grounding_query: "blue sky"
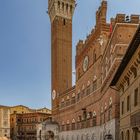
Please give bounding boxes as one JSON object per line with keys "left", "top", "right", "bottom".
{"left": 0, "top": 0, "right": 140, "bottom": 109}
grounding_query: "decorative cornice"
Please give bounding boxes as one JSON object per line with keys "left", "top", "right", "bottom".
{"left": 48, "top": 0, "right": 76, "bottom": 23}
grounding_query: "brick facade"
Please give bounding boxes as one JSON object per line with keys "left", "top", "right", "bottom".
{"left": 48, "top": 1, "right": 140, "bottom": 140}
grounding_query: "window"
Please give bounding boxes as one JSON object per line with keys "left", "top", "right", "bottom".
{"left": 92, "top": 116, "right": 97, "bottom": 126}
{"left": 62, "top": 2, "right": 64, "bottom": 10}
{"left": 63, "top": 19, "right": 66, "bottom": 26}
{"left": 126, "top": 130, "right": 130, "bottom": 140}
{"left": 127, "top": 95, "right": 130, "bottom": 111}
{"left": 81, "top": 89, "right": 85, "bottom": 98}
{"left": 121, "top": 131, "right": 124, "bottom": 140}
{"left": 83, "top": 110, "right": 87, "bottom": 121}
{"left": 78, "top": 68, "right": 81, "bottom": 79}
{"left": 66, "top": 124, "right": 70, "bottom": 131}
{"left": 134, "top": 88, "right": 138, "bottom": 106}
{"left": 93, "top": 50, "right": 96, "bottom": 63}
{"left": 72, "top": 123, "right": 75, "bottom": 130}
{"left": 86, "top": 86, "right": 90, "bottom": 95}
{"left": 77, "top": 93, "right": 80, "bottom": 101}
{"left": 108, "top": 109, "right": 112, "bottom": 121}
{"left": 61, "top": 125, "right": 65, "bottom": 131}
{"left": 71, "top": 97, "right": 76, "bottom": 104}
{"left": 92, "top": 81, "right": 97, "bottom": 92}
{"left": 121, "top": 101, "right": 124, "bottom": 115}
{"left": 103, "top": 113, "right": 105, "bottom": 123}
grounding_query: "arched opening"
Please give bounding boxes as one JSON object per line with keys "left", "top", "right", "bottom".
{"left": 45, "top": 131, "right": 54, "bottom": 140}
{"left": 126, "top": 130, "right": 130, "bottom": 140}
{"left": 121, "top": 131, "right": 124, "bottom": 140}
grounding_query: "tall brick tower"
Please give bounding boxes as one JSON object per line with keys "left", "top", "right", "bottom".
{"left": 48, "top": 0, "right": 76, "bottom": 116}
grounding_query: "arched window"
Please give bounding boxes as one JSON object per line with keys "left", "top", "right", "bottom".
{"left": 62, "top": 2, "right": 64, "bottom": 11}
{"left": 121, "top": 131, "right": 124, "bottom": 140}
{"left": 58, "top": 1, "right": 60, "bottom": 9}
{"left": 93, "top": 50, "right": 96, "bottom": 63}
{"left": 126, "top": 130, "right": 130, "bottom": 140}
{"left": 66, "top": 4, "right": 69, "bottom": 11}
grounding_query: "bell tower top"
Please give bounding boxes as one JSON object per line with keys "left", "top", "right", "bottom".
{"left": 48, "top": 0, "right": 76, "bottom": 23}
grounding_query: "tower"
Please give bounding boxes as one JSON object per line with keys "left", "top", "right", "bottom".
{"left": 48, "top": 0, "right": 76, "bottom": 116}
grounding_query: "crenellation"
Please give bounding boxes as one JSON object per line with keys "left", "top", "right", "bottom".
{"left": 115, "top": 14, "right": 125, "bottom": 23}
{"left": 48, "top": 0, "right": 76, "bottom": 23}
{"left": 130, "top": 15, "right": 140, "bottom": 23}
{"left": 76, "top": 40, "right": 84, "bottom": 56}
{"left": 114, "top": 14, "right": 140, "bottom": 24}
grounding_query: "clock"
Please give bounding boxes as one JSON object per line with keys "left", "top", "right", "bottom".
{"left": 83, "top": 56, "right": 89, "bottom": 72}
{"left": 52, "top": 90, "right": 56, "bottom": 100}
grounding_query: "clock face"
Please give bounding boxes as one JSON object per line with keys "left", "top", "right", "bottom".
{"left": 52, "top": 90, "right": 56, "bottom": 100}
{"left": 83, "top": 56, "right": 89, "bottom": 72}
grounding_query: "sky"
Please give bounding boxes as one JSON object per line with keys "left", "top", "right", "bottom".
{"left": 0, "top": 0, "right": 140, "bottom": 109}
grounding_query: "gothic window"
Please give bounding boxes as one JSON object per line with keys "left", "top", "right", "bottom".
{"left": 103, "top": 113, "right": 105, "bottom": 123}
{"left": 71, "top": 97, "right": 76, "bottom": 104}
{"left": 92, "top": 80, "right": 97, "bottom": 92}
{"left": 108, "top": 108, "right": 112, "bottom": 121}
{"left": 66, "top": 4, "right": 68, "bottom": 11}
{"left": 81, "top": 89, "right": 85, "bottom": 98}
{"left": 78, "top": 68, "right": 81, "bottom": 79}
{"left": 92, "top": 116, "right": 97, "bottom": 126}
{"left": 77, "top": 93, "right": 80, "bottom": 101}
{"left": 86, "top": 85, "right": 90, "bottom": 95}
{"left": 121, "top": 131, "right": 124, "bottom": 140}
{"left": 63, "top": 19, "right": 66, "bottom": 25}
{"left": 62, "top": 2, "right": 64, "bottom": 11}
{"left": 127, "top": 95, "right": 130, "bottom": 111}
{"left": 58, "top": 1, "right": 60, "bottom": 9}
{"left": 72, "top": 123, "right": 75, "bottom": 130}
{"left": 126, "top": 130, "right": 130, "bottom": 140}
{"left": 66, "top": 124, "right": 70, "bottom": 131}
{"left": 83, "top": 109, "right": 87, "bottom": 121}
{"left": 93, "top": 50, "right": 96, "bottom": 63}
{"left": 134, "top": 88, "right": 138, "bottom": 106}
{"left": 121, "top": 101, "right": 124, "bottom": 115}
{"left": 92, "top": 111, "right": 97, "bottom": 126}
{"left": 61, "top": 125, "right": 65, "bottom": 131}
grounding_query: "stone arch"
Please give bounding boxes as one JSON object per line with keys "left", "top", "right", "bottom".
{"left": 121, "top": 131, "right": 124, "bottom": 140}
{"left": 125, "top": 129, "right": 130, "bottom": 140}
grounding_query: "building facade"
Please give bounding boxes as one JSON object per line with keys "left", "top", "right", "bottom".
{"left": 111, "top": 26, "right": 140, "bottom": 140}
{"left": 10, "top": 105, "right": 51, "bottom": 115}
{"left": 10, "top": 112, "right": 51, "bottom": 140}
{"left": 0, "top": 106, "right": 10, "bottom": 139}
{"left": 47, "top": 0, "right": 140, "bottom": 140}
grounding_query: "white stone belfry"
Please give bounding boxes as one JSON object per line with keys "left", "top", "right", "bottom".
{"left": 48, "top": 0, "right": 76, "bottom": 23}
